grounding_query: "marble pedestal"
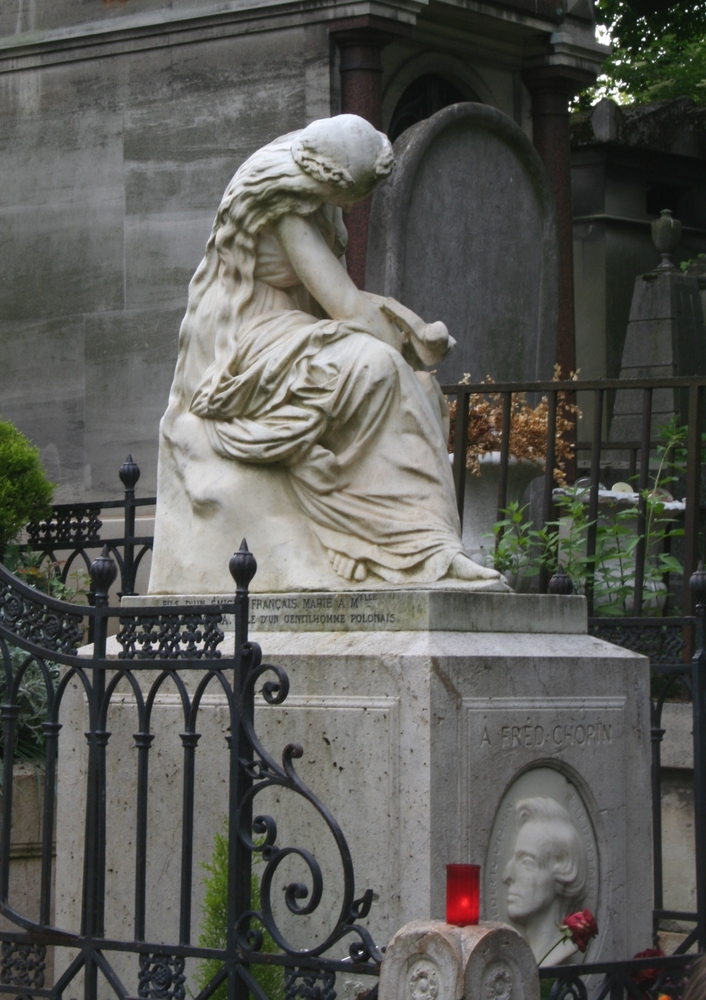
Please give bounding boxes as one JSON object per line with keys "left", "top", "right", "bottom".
{"left": 56, "top": 590, "right": 651, "bottom": 994}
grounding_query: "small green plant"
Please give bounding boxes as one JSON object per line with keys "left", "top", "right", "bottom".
{"left": 0, "top": 546, "right": 88, "bottom": 775}
{"left": 196, "top": 830, "right": 285, "bottom": 1000}
{"left": 0, "top": 652, "right": 60, "bottom": 765}
{"left": 680, "top": 253, "right": 706, "bottom": 273}
{"left": 489, "top": 502, "right": 556, "bottom": 587}
{"left": 3, "top": 543, "right": 90, "bottom": 604}
{"left": 487, "top": 419, "right": 688, "bottom": 614}
{"left": 0, "top": 420, "right": 54, "bottom": 557}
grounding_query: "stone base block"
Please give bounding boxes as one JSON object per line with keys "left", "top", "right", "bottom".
{"left": 57, "top": 592, "right": 650, "bottom": 992}
{"left": 379, "top": 921, "right": 538, "bottom": 1000}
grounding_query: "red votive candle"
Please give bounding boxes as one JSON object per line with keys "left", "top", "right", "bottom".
{"left": 446, "top": 864, "right": 480, "bottom": 926}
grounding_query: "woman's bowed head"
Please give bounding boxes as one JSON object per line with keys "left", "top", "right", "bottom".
{"left": 149, "top": 114, "right": 505, "bottom": 594}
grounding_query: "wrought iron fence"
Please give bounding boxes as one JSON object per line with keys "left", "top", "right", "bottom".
{"left": 442, "top": 375, "right": 706, "bottom": 988}
{"left": 531, "top": 574, "right": 706, "bottom": 999}
{"left": 0, "top": 542, "right": 381, "bottom": 1000}
{"left": 20, "top": 455, "right": 156, "bottom": 601}
{"left": 440, "top": 375, "right": 706, "bottom": 618}
{"left": 8, "top": 374, "right": 706, "bottom": 997}
{"left": 1, "top": 549, "right": 705, "bottom": 1000}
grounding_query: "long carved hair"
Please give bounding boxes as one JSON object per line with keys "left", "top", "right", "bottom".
{"left": 169, "top": 116, "right": 393, "bottom": 414}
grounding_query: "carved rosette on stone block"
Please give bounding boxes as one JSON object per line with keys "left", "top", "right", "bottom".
{"left": 379, "top": 920, "right": 538, "bottom": 1000}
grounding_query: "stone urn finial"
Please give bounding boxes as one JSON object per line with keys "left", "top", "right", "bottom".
{"left": 651, "top": 209, "right": 681, "bottom": 272}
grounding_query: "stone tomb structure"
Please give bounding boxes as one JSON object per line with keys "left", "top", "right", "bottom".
{"left": 56, "top": 587, "right": 653, "bottom": 988}
{"left": 366, "top": 103, "right": 559, "bottom": 385}
{"left": 610, "top": 215, "right": 706, "bottom": 442}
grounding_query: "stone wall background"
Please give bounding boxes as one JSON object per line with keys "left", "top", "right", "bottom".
{"left": 0, "top": 20, "right": 332, "bottom": 500}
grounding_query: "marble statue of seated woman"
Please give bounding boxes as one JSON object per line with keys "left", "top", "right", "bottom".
{"left": 148, "top": 114, "right": 505, "bottom": 593}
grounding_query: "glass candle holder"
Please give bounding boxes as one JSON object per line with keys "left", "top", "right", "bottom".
{"left": 446, "top": 864, "right": 480, "bottom": 926}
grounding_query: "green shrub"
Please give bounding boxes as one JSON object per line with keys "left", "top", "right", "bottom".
{"left": 486, "top": 419, "right": 688, "bottom": 615}
{"left": 0, "top": 421, "right": 54, "bottom": 556}
{"left": 0, "top": 651, "right": 60, "bottom": 765}
{"left": 196, "top": 830, "right": 285, "bottom": 1000}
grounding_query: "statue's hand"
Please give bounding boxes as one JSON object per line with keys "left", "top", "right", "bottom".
{"left": 363, "top": 293, "right": 455, "bottom": 366}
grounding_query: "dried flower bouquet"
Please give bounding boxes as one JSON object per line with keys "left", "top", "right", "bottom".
{"left": 447, "top": 367, "right": 580, "bottom": 485}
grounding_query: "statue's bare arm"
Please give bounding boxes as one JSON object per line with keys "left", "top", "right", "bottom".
{"left": 274, "top": 213, "right": 404, "bottom": 352}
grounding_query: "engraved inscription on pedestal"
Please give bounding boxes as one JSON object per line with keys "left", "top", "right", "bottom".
{"left": 122, "top": 590, "right": 586, "bottom": 635}
{"left": 485, "top": 768, "right": 598, "bottom": 966}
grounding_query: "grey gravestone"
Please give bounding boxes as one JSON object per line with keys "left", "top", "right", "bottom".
{"left": 366, "top": 103, "right": 558, "bottom": 384}
{"left": 611, "top": 216, "right": 706, "bottom": 440}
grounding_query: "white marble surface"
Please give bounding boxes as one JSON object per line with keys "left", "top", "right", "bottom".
{"left": 148, "top": 115, "right": 501, "bottom": 595}
{"left": 379, "top": 920, "right": 538, "bottom": 1000}
{"left": 121, "top": 589, "right": 587, "bottom": 634}
{"left": 500, "top": 794, "right": 590, "bottom": 964}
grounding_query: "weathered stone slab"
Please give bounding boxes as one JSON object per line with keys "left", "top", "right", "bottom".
{"left": 366, "top": 102, "right": 558, "bottom": 384}
{"left": 379, "top": 920, "right": 538, "bottom": 1000}
{"left": 121, "top": 589, "right": 587, "bottom": 634}
{"left": 611, "top": 268, "right": 706, "bottom": 439}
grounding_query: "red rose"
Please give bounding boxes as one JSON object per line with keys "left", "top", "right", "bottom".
{"left": 631, "top": 948, "right": 664, "bottom": 988}
{"left": 562, "top": 910, "right": 599, "bottom": 952}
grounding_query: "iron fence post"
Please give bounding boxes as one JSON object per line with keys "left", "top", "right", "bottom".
{"left": 585, "top": 388, "right": 603, "bottom": 617}
{"left": 650, "top": 704, "right": 666, "bottom": 945}
{"left": 82, "top": 548, "right": 117, "bottom": 1000}
{"left": 495, "top": 392, "right": 512, "bottom": 545}
{"left": 691, "top": 562, "right": 706, "bottom": 952}
{"left": 228, "top": 541, "right": 258, "bottom": 1000}
{"left": 119, "top": 455, "right": 140, "bottom": 596}
{"left": 683, "top": 386, "right": 704, "bottom": 620}
{"left": 539, "top": 390, "right": 557, "bottom": 593}
{"left": 632, "top": 387, "right": 653, "bottom": 617}
{"left": 452, "top": 388, "right": 471, "bottom": 528}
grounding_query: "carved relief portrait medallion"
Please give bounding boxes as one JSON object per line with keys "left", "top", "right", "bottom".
{"left": 484, "top": 767, "right": 599, "bottom": 965}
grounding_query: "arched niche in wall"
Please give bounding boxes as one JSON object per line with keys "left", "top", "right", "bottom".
{"left": 389, "top": 74, "right": 469, "bottom": 142}
{"left": 382, "top": 52, "right": 499, "bottom": 136}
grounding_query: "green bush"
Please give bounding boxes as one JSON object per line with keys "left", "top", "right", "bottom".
{"left": 196, "top": 829, "right": 285, "bottom": 1000}
{"left": 0, "top": 651, "right": 60, "bottom": 765}
{"left": 0, "top": 421, "right": 54, "bottom": 556}
{"left": 487, "top": 419, "right": 688, "bottom": 615}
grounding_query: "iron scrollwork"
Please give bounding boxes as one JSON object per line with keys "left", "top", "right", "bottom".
{"left": 0, "top": 540, "right": 382, "bottom": 1000}
{"left": 547, "top": 978, "right": 587, "bottom": 1000}
{"left": 232, "top": 636, "right": 381, "bottom": 967}
{"left": 26, "top": 506, "right": 103, "bottom": 548}
{"left": 116, "top": 612, "right": 226, "bottom": 659}
{"left": 284, "top": 967, "right": 337, "bottom": 1000}
{"left": 0, "top": 943, "right": 46, "bottom": 989}
{"left": 0, "top": 574, "right": 84, "bottom": 653}
{"left": 138, "top": 953, "right": 186, "bottom": 1000}
{"left": 588, "top": 619, "right": 687, "bottom": 666}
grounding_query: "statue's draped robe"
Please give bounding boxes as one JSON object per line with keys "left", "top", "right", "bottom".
{"left": 151, "top": 207, "right": 465, "bottom": 588}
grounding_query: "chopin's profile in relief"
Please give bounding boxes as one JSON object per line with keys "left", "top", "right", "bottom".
{"left": 503, "top": 797, "right": 588, "bottom": 965}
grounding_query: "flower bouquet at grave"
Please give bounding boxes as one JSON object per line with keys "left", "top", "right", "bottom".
{"left": 446, "top": 366, "right": 580, "bottom": 484}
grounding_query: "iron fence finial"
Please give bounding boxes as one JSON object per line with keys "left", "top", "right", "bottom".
{"left": 119, "top": 454, "right": 141, "bottom": 491}
{"left": 548, "top": 567, "right": 574, "bottom": 595}
{"left": 90, "top": 545, "right": 118, "bottom": 601}
{"left": 691, "top": 561, "right": 706, "bottom": 609}
{"left": 229, "top": 539, "right": 257, "bottom": 594}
